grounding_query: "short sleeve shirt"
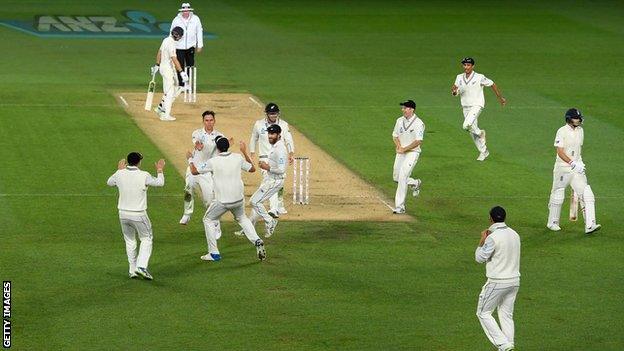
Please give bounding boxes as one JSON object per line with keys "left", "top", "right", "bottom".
{"left": 392, "top": 115, "right": 425, "bottom": 152}
{"left": 454, "top": 71, "right": 494, "bottom": 108}
{"left": 159, "top": 36, "right": 177, "bottom": 72}
{"left": 554, "top": 124, "right": 584, "bottom": 166}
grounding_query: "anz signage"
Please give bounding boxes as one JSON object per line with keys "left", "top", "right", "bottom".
{"left": 0, "top": 10, "right": 216, "bottom": 39}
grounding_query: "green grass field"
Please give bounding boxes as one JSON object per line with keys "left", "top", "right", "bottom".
{"left": 1, "top": 1, "right": 623, "bottom": 350}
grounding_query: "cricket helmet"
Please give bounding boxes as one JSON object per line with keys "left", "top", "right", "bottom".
{"left": 171, "top": 26, "right": 184, "bottom": 40}
{"left": 265, "top": 103, "right": 280, "bottom": 114}
{"left": 461, "top": 57, "right": 475, "bottom": 65}
{"left": 565, "top": 108, "right": 583, "bottom": 124}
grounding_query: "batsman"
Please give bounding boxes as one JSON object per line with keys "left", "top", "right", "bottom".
{"left": 547, "top": 108, "right": 601, "bottom": 234}
{"left": 151, "top": 26, "right": 188, "bottom": 121}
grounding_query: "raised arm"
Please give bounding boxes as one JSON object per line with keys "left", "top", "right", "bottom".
{"left": 239, "top": 141, "right": 256, "bottom": 173}
{"left": 146, "top": 159, "right": 165, "bottom": 187}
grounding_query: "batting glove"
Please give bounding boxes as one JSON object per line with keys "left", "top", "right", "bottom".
{"left": 150, "top": 65, "right": 159, "bottom": 76}
{"left": 180, "top": 71, "right": 189, "bottom": 83}
{"left": 570, "top": 160, "right": 586, "bottom": 174}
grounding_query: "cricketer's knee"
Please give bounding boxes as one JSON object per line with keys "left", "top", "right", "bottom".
{"left": 548, "top": 187, "right": 565, "bottom": 207}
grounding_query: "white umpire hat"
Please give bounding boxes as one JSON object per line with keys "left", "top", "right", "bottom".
{"left": 179, "top": 3, "right": 194, "bottom": 11}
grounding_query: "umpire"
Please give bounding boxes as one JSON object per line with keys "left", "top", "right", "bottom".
{"left": 170, "top": 2, "right": 204, "bottom": 88}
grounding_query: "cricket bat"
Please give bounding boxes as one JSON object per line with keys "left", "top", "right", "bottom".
{"left": 144, "top": 71, "right": 157, "bottom": 111}
{"left": 569, "top": 190, "right": 578, "bottom": 221}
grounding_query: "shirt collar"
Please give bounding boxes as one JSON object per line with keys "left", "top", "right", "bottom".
{"left": 126, "top": 166, "right": 139, "bottom": 171}
{"left": 218, "top": 152, "right": 231, "bottom": 156}
{"left": 488, "top": 222, "right": 508, "bottom": 232}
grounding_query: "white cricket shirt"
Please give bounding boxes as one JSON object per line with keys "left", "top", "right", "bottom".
{"left": 454, "top": 71, "right": 494, "bottom": 108}
{"left": 191, "top": 128, "right": 223, "bottom": 164}
{"left": 196, "top": 152, "right": 252, "bottom": 203}
{"left": 475, "top": 222, "right": 521, "bottom": 284}
{"left": 159, "top": 36, "right": 177, "bottom": 73}
{"left": 249, "top": 118, "right": 295, "bottom": 156}
{"left": 392, "top": 115, "right": 425, "bottom": 152}
{"left": 106, "top": 167, "right": 165, "bottom": 215}
{"left": 554, "top": 124, "right": 584, "bottom": 167}
{"left": 170, "top": 13, "right": 204, "bottom": 50}
{"left": 266, "top": 139, "right": 288, "bottom": 179}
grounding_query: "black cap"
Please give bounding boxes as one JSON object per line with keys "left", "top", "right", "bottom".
{"left": 461, "top": 57, "right": 475, "bottom": 65}
{"left": 267, "top": 124, "right": 282, "bottom": 134}
{"left": 400, "top": 100, "right": 416, "bottom": 109}
{"left": 565, "top": 108, "right": 583, "bottom": 120}
{"left": 265, "top": 103, "right": 280, "bottom": 114}
{"left": 127, "top": 152, "right": 143, "bottom": 166}
{"left": 489, "top": 206, "right": 506, "bottom": 223}
{"left": 216, "top": 137, "right": 230, "bottom": 152}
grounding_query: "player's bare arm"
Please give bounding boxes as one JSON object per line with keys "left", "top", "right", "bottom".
{"left": 118, "top": 159, "right": 127, "bottom": 170}
{"left": 400, "top": 140, "right": 422, "bottom": 153}
{"left": 451, "top": 84, "right": 459, "bottom": 95}
{"left": 239, "top": 141, "right": 256, "bottom": 173}
{"left": 393, "top": 137, "right": 402, "bottom": 152}
{"left": 556, "top": 147, "right": 572, "bottom": 164}
{"left": 478, "top": 229, "right": 491, "bottom": 247}
{"left": 172, "top": 56, "right": 183, "bottom": 72}
{"left": 156, "top": 50, "right": 161, "bottom": 65}
{"left": 490, "top": 84, "right": 506, "bottom": 106}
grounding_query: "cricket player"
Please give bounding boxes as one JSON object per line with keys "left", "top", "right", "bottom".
{"left": 179, "top": 111, "right": 223, "bottom": 234}
{"left": 249, "top": 102, "right": 295, "bottom": 217}
{"left": 151, "top": 26, "right": 188, "bottom": 121}
{"left": 106, "top": 152, "right": 166, "bottom": 280}
{"left": 475, "top": 206, "right": 521, "bottom": 351}
{"left": 189, "top": 138, "right": 266, "bottom": 261}
{"left": 248, "top": 124, "right": 288, "bottom": 237}
{"left": 170, "top": 2, "right": 204, "bottom": 89}
{"left": 391, "top": 99, "right": 424, "bottom": 214}
{"left": 546, "top": 108, "right": 601, "bottom": 234}
{"left": 451, "top": 57, "right": 506, "bottom": 161}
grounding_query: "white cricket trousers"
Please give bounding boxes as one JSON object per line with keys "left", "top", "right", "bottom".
{"left": 119, "top": 213, "right": 153, "bottom": 273}
{"left": 476, "top": 281, "right": 519, "bottom": 350}
{"left": 547, "top": 165, "right": 597, "bottom": 230}
{"left": 159, "top": 68, "right": 177, "bottom": 118}
{"left": 463, "top": 106, "right": 487, "bottom": 153}
{"left": 393, "top": 151, "right": 420, "bottom": 210}
{"left": 203, "top": 200, "right": 261, "bottom": 255}
{"left": 250, "top": 177, "right": 284, "bottom": 224}
{"left": 259, "top": 161, "right": 286, "bottom": 213}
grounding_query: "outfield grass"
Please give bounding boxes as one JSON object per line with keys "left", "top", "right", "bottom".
{"left": 1, "top": 1, "right": 623, "bottom": 350}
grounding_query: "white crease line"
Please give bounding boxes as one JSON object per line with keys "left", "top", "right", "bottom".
{"left": 248, "top": 96, "right": 262, "bottom": 107}
{"left": 118, "top": 95, "right": 129, "bottom": 107}
{"left": 376, "top": 196, "right": 395, "bottom": 210}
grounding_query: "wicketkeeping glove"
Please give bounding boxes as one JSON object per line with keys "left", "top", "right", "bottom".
{"left": 150, "top": 65, "right": 159, "bottom": 76}
{"left": 180, "top": 71, "right": 189, "bottom": 83}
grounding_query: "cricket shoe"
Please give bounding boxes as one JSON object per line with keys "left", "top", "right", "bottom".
{"left": 547, "top": 223, "right": 561, "bottom": 231}
{"left": 129, "top": 272, "right": 139, "bottom": 279}
{"left": 477, "top": 150, "right": 490, "bottom": 161}
{"left": 265, "top": 218, "right": 278, "bottom": 238}
{"left": 411, "top": 179, "right": 422, "bottom": 197}
{"left": 255, "top": 239, "right": 266, "bottom": 261}
{"left": 153, "top": 105, "right": 165, "bottom": 117}
{"left": 160, "top": 115, "right": 176, "bottom": 121}
{"left": 585, "top": 224, "right": 601, "bottom": 234}
{"left": 278, "top": 207, "right": 288, "bottom": 215}
{"left": 179, "top": 214, "right": 191, "bottom": 225}
{"left": 200, "top": 253, "right": 221, "bottom": 261}
{"left": 136, "top": 267, "right": 153, "bottom": 280}
{"left": 393, "top": 207, "right": 406, "bottom": 214}
{"left": 233, "top": 229, "right": 244, "bottom": 236}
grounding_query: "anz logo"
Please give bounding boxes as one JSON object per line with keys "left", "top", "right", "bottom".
{"left": 0, "top": 10, "right": 217, "bottom": 39}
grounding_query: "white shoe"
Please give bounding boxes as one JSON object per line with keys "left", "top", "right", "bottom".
{"left": 477, "top": 150, "right": 489, "bottom": 161}
{"left": 268, "top": 210, "right": 279, "bottom": 219}
{"left": 179, "top": 214, "right": 191, "bottom": 225}
{"left": 129, "top": 272, "right": 139, "bottom": 279}
{"left": 200, "top": 253, "right": 221, "bottom": 261}
{"left": 135, "top": 267, "right": 153, "bottom": 280}
{"left": 265, "top": 218, "right": 278, "bottom": 238}
{"left": 255, "top": 239, "right": 266, "bottom": 261}
{"left": 585, "top": 224, "right": 601, "bottom": 234}
{"left": 547, "top": 223, "right": 561, "bottom": 231}
{"left": 160, "top": 115, "right": 176, "bottom": 121}
{"left": 393, "top": 207, "right": 406, "bottom": 214}
{"left": 233, "top": 229, "right": 244, "bottom": 236}
{"left": 411, "top": 179, "right": 422, "bottom": 197}
{"left": 278, "top": 207, "right": 288, "bottom": 215}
